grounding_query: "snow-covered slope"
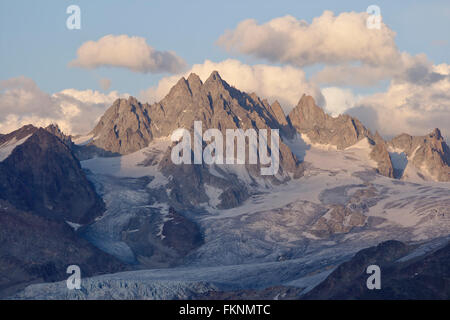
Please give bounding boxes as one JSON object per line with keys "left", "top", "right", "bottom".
{"left": 0, "top": 134, "right": 32, "bottom": 161}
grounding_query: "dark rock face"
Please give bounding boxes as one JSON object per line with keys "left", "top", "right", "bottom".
{"left": 161, "top": 208, "right": 204, "bottom": 256}
{"left": 44, "top": 124, "right": 73, "bottom": 149}
{"left": 0, "top": 201, "right": 126, "bottom": 298}
{"left": 310, "top": 205, "right": 367, "bottom": 238}
{"left": 304, "top": 240, "right": 450, "bottom": 300}
{"left": 0, "top": 127, "right": 126, "bottom": 297}
{"left": 156, "top": 146, "right": 251, "bottom": 210}
{"left": 117, "top": 206, "right": 204, "bottom": 268}
{"left": 389, "top": 128, "right": 450, "bottom": 181}
{"left": 0, "top": 128, "right": 105, "bottom": 224}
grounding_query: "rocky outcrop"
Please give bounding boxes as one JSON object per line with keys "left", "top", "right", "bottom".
{"left": 161, "top": 208, "right": 204, "bottom": 256}
{"left": 0, "top": 126, "right": 125, "bottom": 297}
{"left": 117, "top": 206, "right": 203, "bottom": 268}
{"left": 288, "top": 95, "right": 395, "bottom": 178}
{"left": 89, "top": 97, "right": 153, "bottom": 154}
{"left": 389, "top": 128, "right": 450, "bottom": 182}
{"left": 0, "top": 124, "right": 38, "bottom": 146}
{"left": 0, "top": 201, "right": 126, "bottom": 298}
{"left": 304, "top": 240, "right": 450, "bottom": 300}
{"left": 370, "top": 132, "right": 394, "bottom": 178}
{"left": 288, "top": 94, "right": 371, "bottom": 150}
{"left": 45, "top": 124, "right": 73, "bottom": 148}
{"left": 311, "top": 205, "right": 367, "bottom": 238}
{"left": 0, "top": 127, "right": 105, "bottom": 224}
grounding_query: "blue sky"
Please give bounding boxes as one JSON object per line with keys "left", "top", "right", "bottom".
{"left": 1, "top": 0, "right": 450, "bottom": 95}
{"left": 0, "top": 0, "right": 449, "bottom": 138}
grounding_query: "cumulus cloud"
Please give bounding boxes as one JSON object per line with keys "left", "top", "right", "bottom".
{"left": 217, "top": 11, "right": 399, "bottom": 68}
{"left": 312, "top": 52, "right": 445, "bottom": 87}
{"left": 0, "top": 77, "right": 128, "bottom": 135}
{"left": 217, "top": 12, "right": 446, "bottom": 87}
{"left": 348, "top": 64, "right": 450, "bottom": 140}
{"left": 140, "top": 59, "right": 324, "bottom": 114}
{"left": 322, "top": 87, "right": 363, "bottom": 116}
{"left": 322, "top": 64, "right": 450, "bottom": 140}
{"left": 69, "top": 34, "right": 186, "bottom": 74}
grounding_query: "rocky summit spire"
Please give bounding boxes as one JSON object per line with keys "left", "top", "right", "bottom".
{"left": 206, "top": 70, "right": 223, "bottom": 82}
{"left": 287, "top": 94, "right": 371, "bottom": 150}
{"left": 187, "top": 73, "right": 203, "bottom": 92}
{"left": 269, "top": 100, "right": 288, "bottom": 126}
{"left": 90, "top": 96, "right": 153, "bottom": 154}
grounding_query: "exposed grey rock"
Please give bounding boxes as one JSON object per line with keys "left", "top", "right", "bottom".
{"left": 88, "top": 71, "right": 301, "bottom": 176}
{"left": 389, "top": 128, "right": 450, "bottom": 182}
{"left": 288, "top": 94, "right": 371, "bottom": 150}
{"left": 370, "top": 132, "right": 394, "bottom": 178}
{"left": 304, "top": 240, "right": 450, "bottom": 300}
{"left": 90, "top": 96, "right": 153, "bottom": 154}
{"left": 0, "top": 201, "right": 126, "bottom": 298}
{"left": 287, "top": 94, "right": 397, "bottom": 178}
{"left": 311, "top": 205, "right": 367, "bottom": 238}
{"left": 45, "top": 124, "right": 73, "bottom": 148}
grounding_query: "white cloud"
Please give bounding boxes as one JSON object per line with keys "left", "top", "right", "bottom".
{"left": 322, "top": 87, "right": 363, "bottom": 116}
{"left": 348, "top": 64, "right": 450, "bottom": 139}
{"left": 217, "top": 11, "right": 399, "bottom": 68}
{"left": 0, "top": 77, "right": 128, "bottom": 135}
{"left": 69, "top": 34, "right": 186, "bottom": 74}
{"left": 217, "top": 12, "right": 445, "bottom": 87}
{"left": 321, "top": 64, "right": 450, "bottom": 140}
{"left": 140, "top": 59, "right": 324, "bottom": 114}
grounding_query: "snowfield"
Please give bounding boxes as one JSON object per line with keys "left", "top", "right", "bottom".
{"left": 0, "top": 134, "right": 31, "bottom": 161}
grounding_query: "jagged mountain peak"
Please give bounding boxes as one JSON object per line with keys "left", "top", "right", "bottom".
{"left": 288, "top": 94, "right": 372, "bottom": 150}
{"left": 89, "top": 95, "right": 152, "bottom": 155}
{"left": 186, "top": 72, "right": 203, "bottom": 90}
{"left": 205, "top": 70, "right": 223, "bottom": 83}
{"left": 298, "top": 93, "right": 318, "bottom": 109}
{"left": 0, "top": 124, "right": 38, "bottom": 146}
{"left": 429, "top": 128, "right": 443, "bottom": 140}
{"left": 389, "top": 127, "right": 450, "bottom": 181}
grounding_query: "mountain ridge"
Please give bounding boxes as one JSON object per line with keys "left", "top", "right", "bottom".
{"left": 78, "top": 71, "right": 449, "bottom": 182}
